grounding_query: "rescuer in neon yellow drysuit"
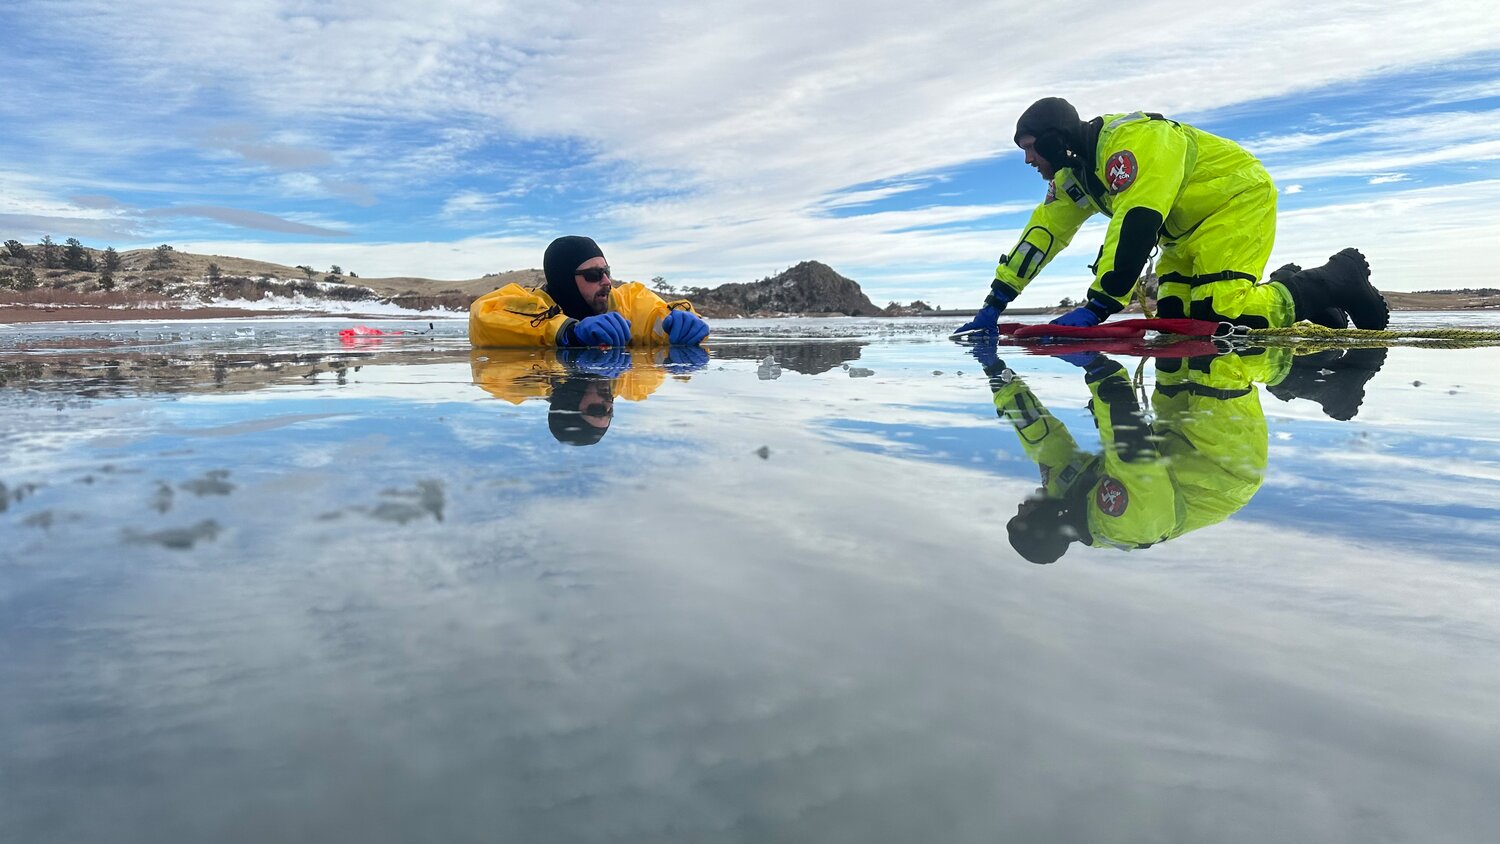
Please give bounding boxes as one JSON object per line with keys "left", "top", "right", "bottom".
{"left": 470, "top": 346, "right": 707, "bottom": 446}
{"left": 956, "top": 97, "right": 1388, "bottom": 335}
{"left": 975, "top": 346, "right": 1292, "bottom": 563}
{"left": 470, "top": 235, "right": 710, "bottom": 348}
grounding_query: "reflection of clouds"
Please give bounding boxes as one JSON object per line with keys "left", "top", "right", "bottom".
{"left": 5, "top": 337, "right": 1500, "bottom": 841}
{"left": 1257, "top": 444, "right": 1500, "bottom": 560}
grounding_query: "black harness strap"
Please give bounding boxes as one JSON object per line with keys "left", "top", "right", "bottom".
{"left": 1160, "top": 270, "right": 1258, "bottom": 288}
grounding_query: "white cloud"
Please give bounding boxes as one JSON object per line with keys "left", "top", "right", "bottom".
{"left": 1368, "top": 174, "right": 1410, "bottom": 185}
{"left": 1284, "top": 184, "right": 1304, "bottom": 194}
{"left": 1245, "top": 129, "right": 1365, "bottom": 156}
{"left": 817, "top": 182, "right": 933, "bottom": 210}
{"left": 143, "top": 206, "right": 351, "bottom": 237}
{"left": 1271, "top": 179, "right": 1500, "bottom": 290}
{"left": 440, "top": 190, "right": 504, "bottom": 220}
{"left": 171, "top": 235, "right": 542, "bottom": 280}
{"left": 1272, "top": 139, "right": 1500, "bottom": 181}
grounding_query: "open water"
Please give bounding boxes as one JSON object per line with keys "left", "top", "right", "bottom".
{"left": 2, "top": 313, "right": 1499, "bottom": 843}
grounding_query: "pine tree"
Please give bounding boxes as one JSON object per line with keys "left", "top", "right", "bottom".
{"left": 147, "top": 244, "right": 175, "bottom": 270}
{"left": 39, "top": 236, "right": 59, "bottom": 268}
{"left": 102, "top": 246, "right": 121, "bottom": 272}
{"left": 64, "top": 237, "right": 93, "bottom": 270}
{"left": 4, "top": 240, "right": 31, "bottom": 263}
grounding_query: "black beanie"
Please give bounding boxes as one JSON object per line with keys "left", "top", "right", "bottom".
{"left": 1006, "top": 495, "right": 1076, "bottom": 564}
{"left": 547, "top": 375, "right": 610, "bottom": 446}
{"left": 544, "top": 235, "right": 606, "bottom": 320}
{"left": 1014, "top": 97, "right": 1086, "bottom": 169}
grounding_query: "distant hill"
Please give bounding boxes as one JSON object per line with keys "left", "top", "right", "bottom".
{"left": 689, "top": 261, "right": 881, "bottom": 317}
{"left": 1, "top": 245, "right": 887, "bottom": 316}
{"left": 4, "top": 241, "right": 1496, "bottom": 314}
{"left": 1384, "top": 290, "right": 1500, "bottom": 310}
{"left": 0, "top": 241, "right": 540, "bottom": 311}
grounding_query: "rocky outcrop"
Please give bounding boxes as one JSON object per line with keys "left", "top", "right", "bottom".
{"left": 691, "top": 261, "right": 880, "bottom": 317}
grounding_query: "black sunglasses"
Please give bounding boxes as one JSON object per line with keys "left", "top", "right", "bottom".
{"left": 581, "top": 402, "right": 613, "bottom": 419}
{"left": 576, "top": 266, "right": 612, "bottom": 283}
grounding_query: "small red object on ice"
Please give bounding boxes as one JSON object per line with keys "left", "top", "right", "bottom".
{"left": 339, "top": 325, "right": 394, "bottom": 345}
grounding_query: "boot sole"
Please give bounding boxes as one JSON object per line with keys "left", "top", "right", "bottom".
{"left": 1331, "top": 248, "right": 1389, "bottom": 330}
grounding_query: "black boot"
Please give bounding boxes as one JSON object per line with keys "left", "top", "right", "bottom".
{"left": 1267, "top": 347, "right": 1389, "bottom": 420}
{"left": 1281, "top": 249, "right": 1389, "bottom": 330}
{"left": 1270, "top": 263, "right": 1346, "bottom": 329}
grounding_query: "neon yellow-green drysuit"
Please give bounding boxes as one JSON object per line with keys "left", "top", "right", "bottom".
{"left": 993, "top": 113, "right": 1294, "bottom": 329}
{"left": 989, "top": 348, "right": 1290, "bottom": 550}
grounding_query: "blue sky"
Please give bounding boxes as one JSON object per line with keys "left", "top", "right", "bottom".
{"left": 2, "top": 1, "right": 1498, "bottom": 307}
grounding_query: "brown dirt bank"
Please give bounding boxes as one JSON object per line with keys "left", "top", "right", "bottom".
{"left": 1, "top": 306, "right": 332, "bottom": 324}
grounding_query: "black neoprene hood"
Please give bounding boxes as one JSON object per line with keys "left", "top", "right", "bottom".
{"left": 1014, "top": 97, "right": 1086, "bottom": 168}
{"left": 547, "top": 376, "right": 610, "bottom": 446}
{"left": 543, "top": 235, "right": 606, "bottom": 320}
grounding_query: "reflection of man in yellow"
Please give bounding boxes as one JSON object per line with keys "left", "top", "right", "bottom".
{"left": 470, "top": 347, "right": 704, "bottom": 446}
{"left": 973, "top": 344, "right": 1292, "bottom": 563}
{"left": 545, "top": 375, "right": 617, "bottom": 446}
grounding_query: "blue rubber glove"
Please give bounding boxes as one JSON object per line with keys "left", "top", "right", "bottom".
{"left": 967, "top": 340, "right": 1003, "bottom": 370}
{"left": 569, "top": 312, "right": 632, "bottom": 347}
{"left": 955, "top": 304, "right": 1002, "bottom": 336}
{"left": 1056, "top": 351, "right": 1100, "bottom": 368}
{"left": 665, "top": 345, "right": 710, "bottom": 370}
{"left": 1052, "top": 306, "right": 1103, "bottom": 328}
{"left": 955, "top": 285, "right": 1016, "bottom": 336}
{"left": 563, "top": 347, "right": 632, "bottom": 379}
{"left": 661, "top": 310, "right": 710, "bottom": 345}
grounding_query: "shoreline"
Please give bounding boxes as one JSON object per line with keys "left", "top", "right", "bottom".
{"left": 3, "top": 301, "right": 1494, "bottom": 326}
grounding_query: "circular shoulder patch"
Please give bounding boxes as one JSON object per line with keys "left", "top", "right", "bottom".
{"left": 1096, "top": 477, "right": 1129, "bottom": 517}
{"left": 1105, "top": 150, "right": 1138, "bottom": 193}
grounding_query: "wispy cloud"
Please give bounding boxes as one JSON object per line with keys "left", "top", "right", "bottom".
{"left": 1272, "top": 139, "right": 1500, "bottom": 182}
{"left": 0, "top": 213, "right": 141, "bottom": 242}
{"left": 440, "top": 190, "right": 504, "bottom": 220}
{"left": 1273, "top": 179, "right": 1500, "bottom": 290}
{"left": 143, "top": 206, "right": 351, "bottom": 237}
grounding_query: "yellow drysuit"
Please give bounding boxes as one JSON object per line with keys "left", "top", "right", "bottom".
{"left": 469, "top": 348, "right": 674, "bottom": 404}
{"left": 469, "top": 281, "right": 701, "bottom": 347}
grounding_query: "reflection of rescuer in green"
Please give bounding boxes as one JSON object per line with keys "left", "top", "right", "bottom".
{"left": 956, "top": 98, "right": 1389, "bottom": 335}
{"left": 973, "top": 345, "right": 1289, "bottom": 564}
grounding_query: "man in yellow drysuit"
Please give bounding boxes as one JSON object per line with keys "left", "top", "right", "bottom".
{"left": 470, "top": 236, "right": 711, "bottom": 348}
{"left": 969, "top": 341, "right": 1384, "bottom": 563}
{"left": 956, "top": 97, "right": 1388, "bottom": 335}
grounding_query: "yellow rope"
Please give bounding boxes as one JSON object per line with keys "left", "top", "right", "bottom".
{"left": 1231, "top": 321, "right": 1500, "bottom": 349}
